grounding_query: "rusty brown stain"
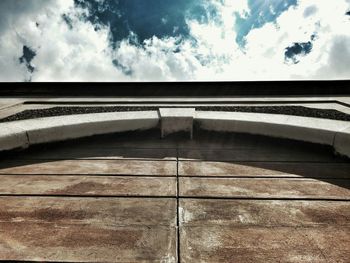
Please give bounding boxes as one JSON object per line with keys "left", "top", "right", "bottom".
{"left": 0, "top": 159, "right": 177, "bottom": 176}
{"left": 180, "top": 200, "right": 350, "bottom": 227}
{"left": 180, "top": 178, "right": 350, "bottom": 199}
{"left": 300, "top": 206, "right": 350, "bottom": 226}
{"left": 57, "top": 228, "right": 142, "bottom": 248}
{"left": 0, "top": 208, "right": 92, "bottom": 222}
{"left": 0, "top": 222, "right": 175, "bottom": 261}
{"left": 0, "top": 222, "right": 145, "bottom": 249}
{"left": 48, "top": 181, "right": 107, "bottom": 195}
{"left": 0, "top": 175, "right": 176, "bottom": 196}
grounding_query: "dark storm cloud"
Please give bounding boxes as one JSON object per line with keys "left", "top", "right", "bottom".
{"left": 62, "top": 13, "right": 74, "bottom": 29}
{"left": 73, "top": 0, "right": 220, "bottom": 48}
{"left": 19, "top": 46, "right": 36, "bottom": 73}
{"left": 284, "top": 41, "right": 313, "bottom": 64}
{"left": 112, "top": 59, "right": 133, "bottom": 76}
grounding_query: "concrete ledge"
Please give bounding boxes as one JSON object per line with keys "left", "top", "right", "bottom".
{"left": 334, "top": 127, "right": 350, "bottom": 158}
{"left": 1, "top": 109, "right": 350, "bottom": 159}
{"left": 0, "top": 111, "right": 159, "bottom": 152}
{"left": 195, "top": 111, "right": 350, "bottom": 158}
{"left": 0, "top": 125, "right": 28, "bottom": 151}
{"left": 159, "top": 108, "right": 195, "bottom": 139}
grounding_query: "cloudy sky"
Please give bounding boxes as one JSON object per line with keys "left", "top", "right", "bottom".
{"left": 0, "top": 0, "right": 349, "bottom": 81}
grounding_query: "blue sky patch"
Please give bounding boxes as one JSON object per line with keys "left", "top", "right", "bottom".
{"left": 74, "top": 0, "right": 220, "bottom": 48}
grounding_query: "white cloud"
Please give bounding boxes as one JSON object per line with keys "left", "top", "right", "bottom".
{"left": 0, "top": 0, "right": 53, "bottom": 34}
{"left": 315, "top": 35, "right": 350, "bottom": 79}
{"left": 0, "top": 0, "right": 126, "bottom": 81}
{"left": 216, "top": 0, "right": 350, "bottom": 80}
{"left": 0, "top": 0, "right": 349, "bottom": 81}
{"left": 303, "top": 5, "right": 318, "bottom": 18}
{"left": 0, "top": 0, "right": 248, "bottom": 81}
{"left": 31, "top": 11, "right": 122, "bottom": 81}
{"left": 0, "top": 0, "right": 54, "bottom": 81}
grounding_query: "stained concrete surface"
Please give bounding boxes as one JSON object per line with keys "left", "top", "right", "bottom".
{"left": 0, "top": 159, "right": 176, "bottom": 176}
{"left": 0, "top": 131, "right": 349, "bottom": 262}
{"left": 180, "top": 178, "right": 350, "bottom": 199}
{"left": 0, "top": 197, "right": 177, "bottom": 262}
{"left": 0, "top": 175, "right": 176, "bottom": 196}
{"left": 179, "top": 161, "right": 350, "bottom": 178}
